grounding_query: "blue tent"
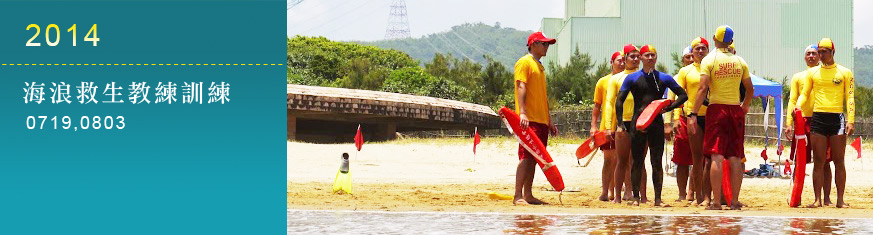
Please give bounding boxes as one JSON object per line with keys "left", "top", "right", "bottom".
{"left": 749, "top": 74, "right": 784, "bottom": 148}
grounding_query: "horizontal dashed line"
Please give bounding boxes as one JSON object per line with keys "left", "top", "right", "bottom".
{"left": 1, "top": 63, "right": 283, "bottom": 66}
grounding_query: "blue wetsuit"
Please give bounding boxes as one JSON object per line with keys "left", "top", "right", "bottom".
{"left": 615, "top": 69, "right": 688, "bottom": 202}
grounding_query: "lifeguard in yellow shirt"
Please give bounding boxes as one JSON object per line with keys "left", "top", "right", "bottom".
{"left": 786, "top": 44, "right": 835, "bottom": 206}
{"left": 604, "top": 44, "right": 647, "bottom": 204}
{"left": 689, "top": 26, "right": 754, "bottom": 210}
{"left": 673, "top": 37, "right": 711, "bottom": 206}
{"left": 796, "top": 38, "right": 855, "bottom": 208}
{"left": 591, "top": 51, "right": 624, "bottom": 201}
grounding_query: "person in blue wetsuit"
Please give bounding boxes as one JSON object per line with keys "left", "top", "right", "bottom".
{"left": 615, "top": 44, "right": 688, "bottom": 207}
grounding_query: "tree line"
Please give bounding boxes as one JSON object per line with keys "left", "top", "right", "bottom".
{"left": 288, "top": 35, "right": 873, "bottom": 118}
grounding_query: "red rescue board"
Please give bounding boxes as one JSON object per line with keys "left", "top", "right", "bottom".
{"left": 636, "top": 99, "right": 673, "bottom": 130}
{"left": 498, "top": 107, "right": 565, "bottom": 192}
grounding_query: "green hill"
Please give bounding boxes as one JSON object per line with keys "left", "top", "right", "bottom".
{"left": 855, "top": 45, "right": 873, "bottom": 87}
{"left": 359, "top": 22, "right": 532, "bottom": 68}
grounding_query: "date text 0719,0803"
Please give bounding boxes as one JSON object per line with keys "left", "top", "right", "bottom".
{"left": 26, "top": 116, "right": 124, "bottom": 131}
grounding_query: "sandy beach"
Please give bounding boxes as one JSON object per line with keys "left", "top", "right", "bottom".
{"left": 287, "top": 137, "right": 873, "bottom": 218}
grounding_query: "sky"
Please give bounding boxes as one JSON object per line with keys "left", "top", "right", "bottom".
{"left": 288, "top": 0, "right": 872, "bottom": 47}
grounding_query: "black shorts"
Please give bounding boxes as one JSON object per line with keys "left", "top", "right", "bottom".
{"left": 623, "top": 121, "right": 633, "bottom": 131}
{"left": 810, "top": 112, "right": 846, "bottom": 136}
{"left": 695, "top": 115, "right": 706, "bottom": 131}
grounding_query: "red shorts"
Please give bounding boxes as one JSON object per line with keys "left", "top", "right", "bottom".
{"left": 703, "top": 104, "right": 745, "bottom": 158}
{"left": 518, "top": 122, "right": 549, "bottom": 160}
{"left": 672, "top": 117, "right": 693, "bottom": 165}
{"left": 600, "top": 137, "right": 616, "bottom": 151}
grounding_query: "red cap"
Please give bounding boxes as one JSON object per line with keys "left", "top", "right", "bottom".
{"left": 691, "top": 37, "right": 709, "bottom": 49}
{"left": 623, "top": 44, "right": 639, "bottom": 55}
{"left": 610, "top": 51, "right": 623, "bottom": 62}
{"left": 527, "top": 32, "right": 556, "bottom": 46}
{"left": 640, "top": 44, "right": 657, "bottom": 55}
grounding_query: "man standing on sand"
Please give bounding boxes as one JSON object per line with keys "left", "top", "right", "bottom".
{"left": 786, "top": 44, "right": 835, "bottom": 206}
{"left": 796, "top": 38, "right": 855, "bottom": 208}
{"left": 673, "top": 37, "right": 710, "bottom": 205}
{"left": 615, "top": 44, "right": 688, "bottom": 207}
{"left": 513, "top": 32, "right": 558, "bottom": 205}
{"left": 592, "top": 51, "right": 624, "bottom": 201}
{"left": 604, "top": 44, "right": 648, "bottom": 204}
{"left": 689, "top": 25, "right": 754, "bottom": 210}
{"left": 672, "top": 37, "right": 711, "bottom": 205}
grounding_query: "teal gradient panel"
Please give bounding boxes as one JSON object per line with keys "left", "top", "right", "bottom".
{"left": 0, "top": 1, "right": 286, "bottom": 234}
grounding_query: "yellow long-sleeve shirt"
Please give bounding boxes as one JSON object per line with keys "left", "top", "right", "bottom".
{"left": 593, "top": 74, "right": 614, "bottom": 130}
{"left": 785, "top": 66, "right": 816, "bottom": 125}
{"left": 672, "top": 63, "right": 709, "bottom": 122}
{"left": 796, "top": 63, "right": 855, "bottom": 123}
{"left": 603, "top": 69, "right": 636, "bottom": 129}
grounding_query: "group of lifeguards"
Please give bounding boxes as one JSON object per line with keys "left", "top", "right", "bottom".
{"left": 587, "top": 26, "right": 854, "bottom": 209}
{"left": 512, "top": 25, "right": 853, "bottom": 209}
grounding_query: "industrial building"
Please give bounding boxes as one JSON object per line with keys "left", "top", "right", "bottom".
{"left": 540, "top": 0, "right": 853, "bottom": 80}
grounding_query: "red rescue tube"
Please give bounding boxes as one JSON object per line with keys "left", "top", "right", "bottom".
{"left": 789, "top": 109, "right": 808, "bottom": 207}
{"left": 636, "top": 99, "right": 673, "bottom": 130}
{"left": 575, "top": 131, "right": 606, "bottom": 159}
{"left": 722, "top": 159, "right": 733, "bottom": 207}
{"left": 498, "top": 107, "right": 565, "bottom": 191}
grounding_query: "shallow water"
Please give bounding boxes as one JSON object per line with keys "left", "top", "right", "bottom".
{"left": 288, "top": 209, "right": 873, "bottom": 234}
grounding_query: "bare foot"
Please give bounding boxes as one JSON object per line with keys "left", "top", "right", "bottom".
{"left": 609, "top": 195, "right": 615, "bottom": 201}
{"left": 640, "top": 198, "right": 649, "bottom": 204}
{"left": 599, "top": 194, "right": 609, "bottom": 202}
{"left": 730, "top": 203, "right": 742, "bottom": 210}
{"left": 824, "top": 198, "right": 833, "bottom": 206}
{"left": 706, "top": 203, "right": 722, "bottom": 210}
{"left": 612, "top": 197, "right": 622, "bottom": 204}
{"left": 655, "top": 200, "right": 671, "bottom": 207}
{"left": 805, "top": 202, "right": 822, "bottom": 208}
{"left": 676, "top": 194, "right": 686, "bottom": 202}
{"left": 632, "top": 199, "right": 640, "bottom": 206}
{"left": 514, "top": 198, "right": 527, "bottom": 206}
{"left": 837, "top": 201, "right": 850, "bottom": 208}
{"left": 525, "top": 197, "right": 549, "bottom": 205}
{"left": 686, "top": 195, "right": 695, "bottom": 201}
{"left": 697, "top": 198, "right": 709, "bottom": 207}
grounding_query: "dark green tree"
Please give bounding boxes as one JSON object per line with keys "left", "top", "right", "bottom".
{"left": 547, "top": 47, "right": 597, "bottom": 105}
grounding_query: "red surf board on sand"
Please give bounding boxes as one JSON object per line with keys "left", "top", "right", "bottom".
{"left": 789, "top": 109, "right": 809, "bottom": 207}
{"left": 498, "top": 107, "right": 565, "bottom": 192}
{"left": 636, "top": 99, "right": 673, "bottom": 130}
{"left": 575, "top": 131, "right": 607, "bottom": 159}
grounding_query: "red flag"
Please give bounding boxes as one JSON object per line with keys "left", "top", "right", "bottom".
{"left": 473, "top": 127, "right": 481, "bottom": 154}
{"left": 852, "top": 137, "right": 862, "bottom": 159}
{"left": 777, "top": 143, "right": 784, "bottom": 156}
{"left": 354, "top": 124, "right": 363, "bottom": 151}
{"left": 784, "top": 159, "right": 792, "bottom": 175}
{"left": 760, "top": 149, "right": 768, "bottom": 161}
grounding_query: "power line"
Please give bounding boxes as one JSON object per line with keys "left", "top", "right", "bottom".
{"left": 450, "top": 30, "right": 489, "bottom": 57}
{"left": 289, "top": 0, "right": 373, "bottom": 35}
{"left": 317, "top": 1, "right": 388, "bottom": 39}
{"left": 436, "top": 33, "right": 474, "bottom": 61}
{"left": 287, "top": 0, "right": 304, "bottom": 10}
{"left": 421, "top": 35, "right": 445, "bottom": 58}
